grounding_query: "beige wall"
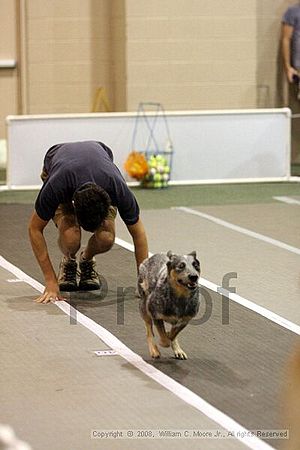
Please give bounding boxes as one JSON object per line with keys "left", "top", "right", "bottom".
{"left": 23, "top": 0, "right": 114, "bottom": 114}
{"left": 0, "top": 0, "right": 19, "bottom": 138}
{"left": 125, "top": 0, "right": 258, "bottom": 110}
{"left": 111, "top": 0, "right": 127, "bottom": 111}
{"left": 0, "top": 0, "right": 299, "bottom": 139}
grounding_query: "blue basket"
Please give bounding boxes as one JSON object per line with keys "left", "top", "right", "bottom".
{"left": 131, "top": 103, "right": 174, "bottom": 189}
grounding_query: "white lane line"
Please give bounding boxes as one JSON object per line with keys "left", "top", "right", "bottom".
{"left": 0, "top": 253, "right": 273, "bottom": 450}
{"left": 273, "top": 196, "right": 300, "bottom": 205}
{"left": 115, "top": 237, "right": 135, "bottom": 252}
{"left": 173, "top": 206, "right": 300, "bottom": 256}
{"left": 200, "top": 277, "right": 300, "bottom": 335}
{"left": 115, "top": 237, "right": 300, "bottom": 336}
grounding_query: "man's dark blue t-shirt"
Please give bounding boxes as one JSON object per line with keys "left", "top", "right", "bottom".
{"left": 35, "top": 141, "right": 140, "bottom": 226}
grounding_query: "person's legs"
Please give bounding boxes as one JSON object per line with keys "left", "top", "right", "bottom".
{"left": 54, "top": 204, "right": 81, "bottom": 291}
{"left": 79, "top": 206, "right": 117, "bottom": 291}
{"left": 57, "top": 215, "right": 81, "bottom": 257}
{"left": 82, "top": 220, "right": 115, "bottom": 260}
{"left": 53, "top": 204, "right": 116, "bottom": 291}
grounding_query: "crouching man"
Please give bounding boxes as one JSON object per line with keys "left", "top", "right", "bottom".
{"left": 28, "top": 140, "right": 148, "bottom": 303}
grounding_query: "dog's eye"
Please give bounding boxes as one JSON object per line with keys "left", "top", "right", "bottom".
{"left": 193, "top": 261, "right": 200, "bottom": 270}
{"left": 178, "top": 262, "right": 186, "bottom": 270}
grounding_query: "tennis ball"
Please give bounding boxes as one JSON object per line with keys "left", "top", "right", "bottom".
{"left": 150, "top": 167, "right": 156, "bottom": 175}
{"left": 154, "top": 173, "right": 161, "bottom": 181}
{"left": 149, "top": 156, "right": 157, "bottom": 167}
{"left": 154, "top": 181, "right": 162, "bottom": 188}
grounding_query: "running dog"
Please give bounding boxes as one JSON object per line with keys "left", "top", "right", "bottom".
{"left": 138, "top": 251, "right": 200, "bottom": 359}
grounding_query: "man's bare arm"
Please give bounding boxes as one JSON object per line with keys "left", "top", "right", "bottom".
{"left": 126, "top": 218, "right": 149, "bottom": 272}
{"left": 28, "top": 211, "right": 63, "bottom": 303}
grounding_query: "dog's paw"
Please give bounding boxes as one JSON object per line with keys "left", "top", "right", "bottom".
{"left": 150, "top": 345, "right": 161, "bottom": 359}
{"left": 171, "top": 341, "right": 188, "bottom": 360}
{"left": 174, "top": 349, "right": 188, "bottom": 360}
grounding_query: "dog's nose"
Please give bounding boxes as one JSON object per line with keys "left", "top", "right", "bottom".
{"left": 189, "top": 274, "right": 198, "bottom": 283}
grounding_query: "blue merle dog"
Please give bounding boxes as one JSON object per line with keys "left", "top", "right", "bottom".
{"left": 138, "top": 251, "right": 200, "bottom": 359}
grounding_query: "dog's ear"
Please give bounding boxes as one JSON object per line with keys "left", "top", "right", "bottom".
{"left": 167, "top": 251, "right": 174, "bottom": 272}
{"left": 167, "top": 260, "right": 172, "bottom": 272}
{"left": 188, "top": 251, "right": 197, "bottom": 259}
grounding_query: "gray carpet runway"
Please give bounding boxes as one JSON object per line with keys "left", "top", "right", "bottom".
{"left": 0, "top": 204, "right": 298, "bottom": 449}
{"left": 69, "top": 246, "right": 296, "bottom": 447}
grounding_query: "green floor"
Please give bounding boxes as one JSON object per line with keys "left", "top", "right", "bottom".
{"left": 1, "top": 161, "right": 300, "bottom": 209}
{"left": 1, "top": 182, "right": 300, "bottom": 209}
{"left": 132, "top": 182, "right": 300, "bottom": 208}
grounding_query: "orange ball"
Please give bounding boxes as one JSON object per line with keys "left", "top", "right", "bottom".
{"left": 124, "top": 151, "right": 149, "bottom": 180}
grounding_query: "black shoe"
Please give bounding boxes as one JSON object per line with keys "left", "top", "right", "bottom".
{"left": 79, "top": 255, "right": 101, "bottom": 291}
{"left": 57, "top": 257, "right": 78, "bottom": 291}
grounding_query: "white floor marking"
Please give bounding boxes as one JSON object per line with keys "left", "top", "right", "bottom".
{"left": 94, "top": 350, "right": 118, "bottom": 357}
{"left": 199, "top": 278, "right": 300, "bottom": 335}
{"left": 115, "top": 237, "right": 135, "bottom": 252}
{"left": 273, "top": 196, "right": 300, "bottom": 205}
{"left": 173, "top": 206, "right": 300, "bottom": 256}
{"left": 0, "top": 253, "right": 274, "bottom": 450}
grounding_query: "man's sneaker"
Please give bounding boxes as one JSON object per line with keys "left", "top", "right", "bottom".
{"left": 57, "top": 256, "right": 78, "bottom": 291}
{"left": 79, "top": 254, "right": 101, "bottom": 291}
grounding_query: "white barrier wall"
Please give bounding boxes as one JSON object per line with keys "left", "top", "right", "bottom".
{"left": 6, "top": 109, "right": 291, "bottom": 188}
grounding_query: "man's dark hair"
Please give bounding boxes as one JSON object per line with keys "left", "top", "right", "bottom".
{"left": 72, "top": 183, "right": 111, "bottom": 232}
